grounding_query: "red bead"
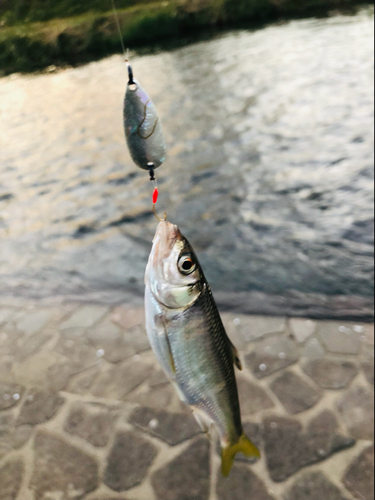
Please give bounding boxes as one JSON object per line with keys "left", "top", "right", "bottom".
{"left": 152, "top": 188, "right": 159, "bottom": 205}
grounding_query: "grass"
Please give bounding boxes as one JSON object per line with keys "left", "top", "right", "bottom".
{"left": 0, "top": 0, "right": 371, "bottom": 75}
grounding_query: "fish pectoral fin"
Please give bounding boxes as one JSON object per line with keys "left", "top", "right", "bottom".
{"left": 154, "top": 314, "right": 176, "bottom": 376}
{"left": 164, "top": 329, "right": 176, "bottom": 375}
{"left": 221, "top": 433, "right": 260, "bottom": 477}
{"left": 150, "top": 313, "right": 176, "bottom": 379}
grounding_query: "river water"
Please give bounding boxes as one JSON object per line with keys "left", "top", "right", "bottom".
{"left": 0, "top": 8, "right": 374, "bottom": 318}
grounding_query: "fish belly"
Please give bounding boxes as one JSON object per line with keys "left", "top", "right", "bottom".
{"left": 145, "top": 286, "right": 177, "bottom": 381}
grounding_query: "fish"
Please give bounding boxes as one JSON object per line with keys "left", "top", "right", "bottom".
{"left": 123, "top": 63, "right": 166, "bottom": 177}
{"left": 145, "top": 220, "right": 260, "bottom": 476}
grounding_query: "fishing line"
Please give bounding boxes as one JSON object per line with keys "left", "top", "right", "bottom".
{"left": 111, "top": 0, "right": 126, "bottom": 58}
{"left": 115, "top": 0, "right": 167, "bottom": 221}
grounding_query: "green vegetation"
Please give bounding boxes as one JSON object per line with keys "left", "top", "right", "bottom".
{"left": 0, "top": 0, "right": 371, "bottom": 75}
{"left": 0, "top": 0, "right": 152, "bottom": 23}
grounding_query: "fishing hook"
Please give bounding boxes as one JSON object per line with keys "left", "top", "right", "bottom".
{"left": 153, "top": 204, "right": 167, "bottom": 222}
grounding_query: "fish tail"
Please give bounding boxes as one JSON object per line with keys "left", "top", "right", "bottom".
{"left": 221, "top": 433, "right": 260, "bottom": 477}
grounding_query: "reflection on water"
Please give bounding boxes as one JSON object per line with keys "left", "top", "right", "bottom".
{"left": 0, "top": 9, "right": 373, "bottom": 317}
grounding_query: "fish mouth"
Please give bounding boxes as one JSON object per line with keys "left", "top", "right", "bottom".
{"left": 152, "top": 220, "right": 182, "bottom": 262}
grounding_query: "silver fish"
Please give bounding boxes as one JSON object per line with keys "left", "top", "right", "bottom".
{"left": 145, "top": 220, "right": 260, "bottom": 476}
{"left": 123, "top": 65, "right": 166, "bottom": 174}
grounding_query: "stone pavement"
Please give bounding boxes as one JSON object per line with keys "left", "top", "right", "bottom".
{"left": 0, "top": 299, "right": 373, "bottom": 500}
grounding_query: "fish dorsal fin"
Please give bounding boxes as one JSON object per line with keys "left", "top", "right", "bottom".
{"left": 231, "top": 342, "right": 243, "bottom": 371}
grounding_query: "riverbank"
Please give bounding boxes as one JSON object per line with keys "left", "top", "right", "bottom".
{"left": 0, "top": 0, "right": 372, "bottom": 75}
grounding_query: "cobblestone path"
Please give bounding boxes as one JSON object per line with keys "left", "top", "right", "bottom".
{"left": 0, "top": 299, "right": 373, "bottom": 500}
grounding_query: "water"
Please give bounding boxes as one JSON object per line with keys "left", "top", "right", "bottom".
{"left": 0, "top": 9, "right": 374, "bottom": 318}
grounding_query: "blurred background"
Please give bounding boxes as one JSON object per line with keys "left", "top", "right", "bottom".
{"left": 0, "top": 0, "right": 374, "bottom": 318}
{"left": 0, "top": 1, "right": 374, "bottom": 500}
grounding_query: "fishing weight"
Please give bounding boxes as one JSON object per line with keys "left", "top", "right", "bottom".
{"left": 123, "top": 62, "right": 166, "bottom": 180}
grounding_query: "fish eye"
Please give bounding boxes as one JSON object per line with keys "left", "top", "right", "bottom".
{"left": 178, "top": 254, "right": 197, "bottom": 275}
{"left": 128, "top": 83, "right": 137, "bottom": 91}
